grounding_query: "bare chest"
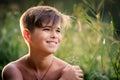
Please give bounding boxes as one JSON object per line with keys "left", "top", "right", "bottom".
{"left": 19, "top": 66, "right": 62, "bottom": 80}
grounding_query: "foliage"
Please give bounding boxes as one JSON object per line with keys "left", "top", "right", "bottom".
{"left": 0, "top": 11, "right": 27, "bottom": 77}
{"left": 55, "top": 3, "right": 120, "bottom": 80}
{"left": 0, "top": 0, "right": 120, "bottom": 80}
{"left": 56, "top": 20, "right": 120, "bottom": 80}
{"left": 56, "top": 17, "right": 119, "bottom": 80}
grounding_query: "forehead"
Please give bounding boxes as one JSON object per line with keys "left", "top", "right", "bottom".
{"left": 42, "top": 20, "right": 61, "bottom": 28}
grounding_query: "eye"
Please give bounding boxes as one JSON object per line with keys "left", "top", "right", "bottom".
{"left": 43, "top": 28, "right": 50, "bottom": 31}
{"left": 56, "top": 29, "right": 61, "bottom": 33}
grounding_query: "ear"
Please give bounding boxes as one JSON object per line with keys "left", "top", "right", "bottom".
{"left": 23, "top": 29, "right": 31, "bottom": 43}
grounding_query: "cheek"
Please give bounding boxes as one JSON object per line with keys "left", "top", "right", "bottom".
{"left": 59, "top": 35, "right": 62, "bottom": 43}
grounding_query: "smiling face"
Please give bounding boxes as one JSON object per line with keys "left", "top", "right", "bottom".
{"left": 20, "top": 6, "right": 70, "bottom": 56}
{"left": 28, "top": 22, "right": 62, "bottom": 55}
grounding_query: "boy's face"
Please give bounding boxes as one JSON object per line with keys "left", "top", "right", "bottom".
{"left": 28, "top": 22, "right": 62, "bottom": 54}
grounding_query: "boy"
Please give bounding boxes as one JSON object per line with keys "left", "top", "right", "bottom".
{"left": 2, "top": 6, "right": 83, "bottom": 80}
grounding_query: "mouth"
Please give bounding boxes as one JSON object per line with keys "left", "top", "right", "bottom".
{"left": 47, "top": 41, "right": 57, "bottom": 43}
{"left": 46, "top": 41, "right": 57, "bottom": 47}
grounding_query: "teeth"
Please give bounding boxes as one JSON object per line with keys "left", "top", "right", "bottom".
{"left": 47, "top": 41, "right": 57, "bottom": 44}
{"left": 49, "top": 41, "right": 56, "bottom": 44}
{"left": 50, "top": 42, "right": 56, "bottom": 45}
{"left": 47, "top": 41, "right": 57, "bottom": 47}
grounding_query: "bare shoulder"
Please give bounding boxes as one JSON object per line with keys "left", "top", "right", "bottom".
{"left": 1, "top": 55, "right": 28, "bottom": 80}
{"left": 2, "top": 61, "right": 23, "bottom": 80}
{"left": 53, "top": 56, "right": 71, "bottom": 69}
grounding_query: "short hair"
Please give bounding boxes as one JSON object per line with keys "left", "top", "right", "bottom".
{"left": 20, "top": 6, "right": 71, "bottom": 33}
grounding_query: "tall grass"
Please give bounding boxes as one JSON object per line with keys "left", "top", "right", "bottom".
{"left": 0, "top": 4, "right": 119, "bottom": 80}
{"left": 0, "top": 12, "right": 27, "bottom": 70}
{"left": 55, "top": 4, "right": 120, "bottom": 80}
{"left": 55, "top": 18, "right": 119, "bottom": 80}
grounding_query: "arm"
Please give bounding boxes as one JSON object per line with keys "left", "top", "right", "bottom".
{"left": 2, "top": 63, "right": 23, "bottom": 80}
{"left": 59, "top": 65, "right": 83, "bottom": 80}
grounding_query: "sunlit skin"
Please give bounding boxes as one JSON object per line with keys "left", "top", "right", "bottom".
{"left": 29, "top": 23, "right": 62, "bottom": 56}
{"left": 2, "top": 22, "right": 83, "bottom": 80}
{"left": 2, "top": 6, "right": 83, "bottom": 80}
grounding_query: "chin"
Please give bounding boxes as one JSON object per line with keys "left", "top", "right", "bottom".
{"left": 47, "top": 49, "right": 57, "bottom": 54}
{"left": 49, "top": 50, "right": 57, "bottom": 53}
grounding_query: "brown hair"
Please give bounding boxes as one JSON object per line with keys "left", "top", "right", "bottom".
{"left": 20, "top": 6, "right": 71, "bottom": 33}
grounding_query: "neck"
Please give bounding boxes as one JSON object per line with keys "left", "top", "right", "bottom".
{"left": 27, "top": 52, "right": 54, "bottom": 71}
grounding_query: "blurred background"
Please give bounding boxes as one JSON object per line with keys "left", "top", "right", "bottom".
{"left": 0, "top": 0, "right": 120, "bottom": 80}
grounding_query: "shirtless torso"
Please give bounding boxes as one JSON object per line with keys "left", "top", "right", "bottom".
{"left": 2, "top": 55, "right": 70, "bottom": 80}
{"left": 2, "top": 6, "right": 83, "bottom": 80}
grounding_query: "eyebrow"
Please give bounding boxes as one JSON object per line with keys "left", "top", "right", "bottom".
{"left": 40, "top": 25, "right": 49, "bottom": 28}
{"left": 41, "top": 26, "right": 61, "bottom": 29}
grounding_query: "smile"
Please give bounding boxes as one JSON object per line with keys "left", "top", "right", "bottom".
{"left": 46, "top": 41, "right": 57, "bottom": 47}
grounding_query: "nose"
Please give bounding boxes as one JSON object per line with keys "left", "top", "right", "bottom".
{"left": 50, "top": 31, "right": 58, "bottom": 38}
